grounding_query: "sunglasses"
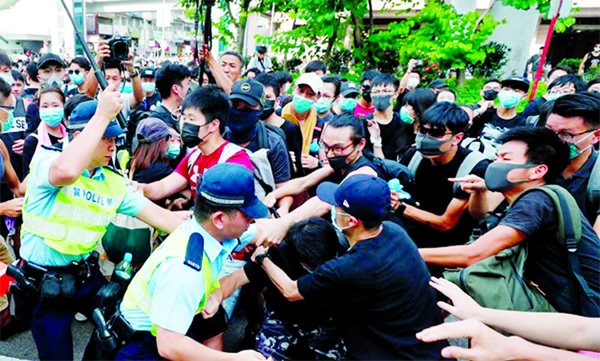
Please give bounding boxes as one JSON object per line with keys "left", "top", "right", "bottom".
{"left": 68, "top": 70, "right": 81, "bottom": 75}
{"left": 418, "top": 126, "right": 453, "bottom": 138}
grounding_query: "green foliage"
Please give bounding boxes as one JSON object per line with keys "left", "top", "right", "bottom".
{"left": 557, "top": 58, "right": 582, "bottom": 71}
{"left": 367, "top": 1, "right": 500, "bottom": 76}
{"left": 466, "top": 41, "right": 510, "bottom": 78}
{"left": 583, "top": 65, "right": 600, "bottom": 83}
{"left": 500, "top": 0, "right": 578, "bottom": 33}
{"left": 446, "top": 77, "right": 486, "bottom": 104}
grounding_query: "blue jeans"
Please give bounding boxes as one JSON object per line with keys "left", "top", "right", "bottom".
{"left": 31, "top": 267, "right": 107, "bottom": 360}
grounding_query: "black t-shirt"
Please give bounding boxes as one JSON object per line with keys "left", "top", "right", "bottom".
{"left": 150, "top": 104, "right": 178, "bottom": 131}
{"left": 0, "top": 97, "right": 28, "bottom": 181}
{"left": 297, "top": 222, "right": 447, "bottom": 360}
{"left": 278, "top": 119, "right": 304, "bottom": 178}
{"left": 467, "top": 108, "right": 525, "bottom": 138}
{"left": 364, "top": 112, "right": 414, "bottom": 161}
{"left": 137, "top": 92, "right": 162, "bottom": 112}
{"left": 400, "top": 147, "right": 489, "bottom": 248}
{"left": 521, "top": 97, "right": 547, "bottom": 118}
{"left": 244, "top": 242, "right": 334, "bottom": 327}
{"left": 499, "top": 190, "right": 600, "bottom": 316}
{"left": 22, "top": 132, "right": 63, "bottom": 178}
{"left": 25, "top": 101, "right": 41, "bottom": 136}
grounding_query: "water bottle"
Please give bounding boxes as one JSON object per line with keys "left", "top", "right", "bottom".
{"left": 309, "top": 139, "right": 320, "bottom": 154}
{"left": 113, "top": 252, "right": 133, "bottom": 285}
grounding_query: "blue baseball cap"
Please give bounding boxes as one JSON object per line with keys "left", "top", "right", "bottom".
{"left": 68, "top": 100, "right": 124, "bottom": 138}
{"left": 317, "top": 174, "right": 391, "bottom": 222}
{"left": 197, "top": 163, "right": 269, "bottom": 219}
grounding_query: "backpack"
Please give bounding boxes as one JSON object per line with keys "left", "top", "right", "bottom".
{"left": 443, "top": 185, "right": 598, "bottom": 315}
{"left": 186, "top": 143, "right": 276, "bottom": 201}
{"left": 407, "top": 149, "right": 487, "bottom": 197}
{"left": 586, "top": 153, "right": 600, "bottom": 217}
{"left": 461, "top": 123, "right": 504, "bottom": 160}
{"left": 362, "top": 151, "right": 412, "bottom": 186}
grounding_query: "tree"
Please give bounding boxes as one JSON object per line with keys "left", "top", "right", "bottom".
{"left": 180, "top": 0, "right": 251, "bottom": 52}
{"left": 368, "top": 0, "right": 501, "bottom": 85}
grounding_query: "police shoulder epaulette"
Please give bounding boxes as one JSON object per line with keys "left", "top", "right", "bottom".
{"left": 184, "top": 232, "right": 204, "bottom": 272}
{"left": 41, "top": 145, "right": 62, "bottom": 152}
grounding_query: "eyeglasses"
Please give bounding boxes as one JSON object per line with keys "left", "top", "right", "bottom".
{"left": 68, "top": 70, "right": 81, "bottom": 75}
{"left": 418, "top": 126, "right": 453, "bottom": 138}
{"left": 319, "top": 141, "right": 355, "bottom": 156}
{"left": 553, "top": 129, "right": 597, "bottom": 142}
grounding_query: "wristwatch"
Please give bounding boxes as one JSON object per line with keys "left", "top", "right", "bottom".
{"left": 396, "top": 202, "right": 407, "bottom": 216}
{"left": 255, "top": 253, "right": 270, "bottom": 266}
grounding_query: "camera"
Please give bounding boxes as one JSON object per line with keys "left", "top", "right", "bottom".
{"left": 106, "top": 34, "right": 130, "bottom": 63}
{"left": 414, "top": 59, "right": 425, "bottom": 68}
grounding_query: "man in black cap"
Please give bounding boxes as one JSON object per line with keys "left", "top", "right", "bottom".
{"left": 137, "top": 67, "right": 162, "bottom": 112}
{"left": 428, "top": 79, "right": 448, "bottom": 94}
{"left": 335, "top": 81, "right": 360, "bottom": 115}
{"left": 258, "top": 174, "right": 448, "bottom": 360}
{"left": 36, "top": 53, "right": 67, "bottom": 89}
{"left": 226, "top": 79, "right": 291, "bottom": 194}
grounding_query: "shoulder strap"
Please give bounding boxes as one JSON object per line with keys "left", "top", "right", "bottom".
{"left": 453, "top": 150, "right": 487, "bottom": 195}
{"left": 510, "top": 185, "right": 594, "bottom": 314}
{"left": 586, "top": 152, "right": 600, "bottom": 212}
{"left": 218, "top": 142, "right": 246, "bottom": 164}
{"left": 407, "top": 151, "right": 423, "bottom": 182}
{"left": 184, "top": 232, "right": 204, "bottom": 272}
{"left": 186, "top": 149, "right": 203, "bottom": 176}
{"left": 257, "top": 122, "right": 270, "bottom": 150}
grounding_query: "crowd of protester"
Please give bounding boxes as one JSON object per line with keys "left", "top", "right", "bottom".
{"left": 0, "top": 40, "right": 598, "bottom": 361}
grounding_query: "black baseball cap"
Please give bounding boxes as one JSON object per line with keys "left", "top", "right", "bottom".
{"left": 140, "top": 67, "right": 156, "bottom": 78}
{"left": 37, "top": 53, "right": 65, "bottom": 70}
{"left": 230, "top": 80, "right": 265, "bottom": 107}
{"left": 317, "top": 174, "right": 391, "bottom": 223}
{"left": 501, "top": 76, "right": 530, "bottom": 93}
{"left": 428, "top": 80, "right": 448, "bottom": 89}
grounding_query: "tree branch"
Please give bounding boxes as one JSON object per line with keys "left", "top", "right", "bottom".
{"left": 368, "top": 0, "right": 374, "bottom": 36}
{"left": 475, "top": 0, "right": 495, "bottom": 31}
{"left": 225, "top": 0, "right": 241, "bottom": 28}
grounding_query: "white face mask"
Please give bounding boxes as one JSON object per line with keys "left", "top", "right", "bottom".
{"left": 407, "top": 78, "right": 420, "bottom": 89}
{"left": 331, "top": 207, "right": 352, "bottom": 232}
{"left": 0, "top": 73, "right": 14, "bottom": 87}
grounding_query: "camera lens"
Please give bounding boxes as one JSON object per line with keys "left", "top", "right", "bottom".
{"left": 112, "top": 42, "right": 129, "bottom": 60}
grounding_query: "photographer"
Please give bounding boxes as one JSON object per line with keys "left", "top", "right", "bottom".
{"left": 82, "top": 38, "right": 144, "bottom": 119}
{"left": 395, "top": 59, "right": 423, "bottom": 112}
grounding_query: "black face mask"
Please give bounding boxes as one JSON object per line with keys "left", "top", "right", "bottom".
{"left": 181, "top": 122, "right": 202, "bottom": 148}
{"left": 362, "top": 85, "right": 372, "bottom": 103}
{"left": 260, "top": 100, "right": 276, "bottom": 120}
{"left": 228, "top": 108, "right": 261, "bottom": 144}
{"left": 327, "top": 153, "right": 352, "bottom": 173}
{"left": 483, "top": 90, "right": 499, "bottom": 101}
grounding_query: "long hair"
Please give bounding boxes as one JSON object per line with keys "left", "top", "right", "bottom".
{"left": 130, "top": 138, "right": 168, "bottom": 173}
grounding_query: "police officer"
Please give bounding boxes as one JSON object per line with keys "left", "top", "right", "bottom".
{"left": 115, "top": 163, "right": 269, "bottom": 361}
{"left": 19, "top": 84, "right": 186, "bottom": 360}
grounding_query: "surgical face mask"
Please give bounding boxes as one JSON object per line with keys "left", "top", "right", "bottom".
{"left": 0, "top": 110, "right": 14, "bottom": 132}
{"left": 292, "top": 95, "right": 315, "bottom": 114}
{"left": 142, "top": 82, "right": 156, "bottom": 93}
{"left": 340, "top": 98, "right": 358, "bottom": 113}
{"left": 69, "top": 73, "right": 85, "bottom": 86}
{"left": 43, "top": 73, "right": 64, "bottom": 88}
{"left": 313, "top": 97, "right": 333, "bottom": 114}
{"left": 0, "top": 73, "right": 14, "bottom": 87}
{"left": 483, "top": 90, "right": 498, "bottom": 101}
{"left": 497, "top": 90, "right": 522, "bottom": 109}
{"left": 484, "top": 162, "right": 537, "bottom": 192}
{"left": 568, "top": 132, "right": 594, "bottom": 159}
{"left": 260, "top": 99, "right": 276, "bottom": 120}
{"left": 39, "top": 107, "right": 65, "bottom": 127}
{"left": 372, "top": 95, "right": 393, "bottom": 111}
{"left": 400, "top": 107, "right": 415, "bottom": 124}
{"left": 407, "top": 78, "right": 420, "bottom": 89}
{"left": 415, "top": 133, "right": 452, "bottom": 156}
{"left": 331, "top": 207, "right": 351, "bottom": 232}
{"left": 283, "top": 83, "right": 291, "bottom": 93}
{"left": 594, "top": 46, "right": 600, "bottom": 52}
{"left": 166, "top": 143, "right": 181, "bottom": 159}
